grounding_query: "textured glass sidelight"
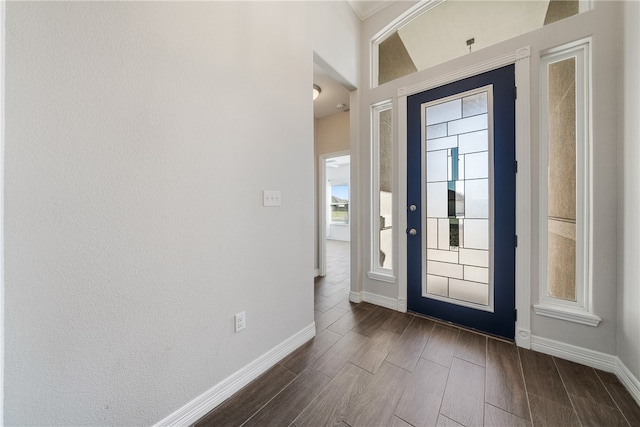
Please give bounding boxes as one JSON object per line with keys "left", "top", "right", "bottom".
{"left": 424, "top": 89, "right": 491, "bottom": 306}
{"left": 378, "top": 108, "right": 393, "bottom": 270}
{"left": 546, "top": 57, "right": 577, "bottom": 301}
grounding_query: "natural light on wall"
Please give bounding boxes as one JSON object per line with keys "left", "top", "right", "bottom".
{"left": 375, "top": 0, "right": 583, "bottom": 86}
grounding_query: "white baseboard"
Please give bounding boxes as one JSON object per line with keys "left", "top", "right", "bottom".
{"left": 616, "top": 357, "right": 640, "bottom": 407}
{"left": 531, "top": 335, "right": 640, "bottom": 406}
{"left": 154, "top": 323, "right": 316, "bottom": 427}
{"left": 515, "top": 327, "right": 531, "bottom": 349}
{"left": 349, "top": 291, "right": 400, "bottom": 311}
{"left": 349, "top": 291, "right": 362, "bottom": 303}
{"left": 530, "top": 335, "right": 617, "bottom": 372}
{"left": 362, "top": 292, "right": 398, "bottom": 310}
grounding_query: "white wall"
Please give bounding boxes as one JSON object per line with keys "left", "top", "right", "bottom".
{"left": 358, "top": 1, "right": 621, "bottom": 354}
{"left": 617, "top": 0, "right": 640, "bottom": 382}
{"left": 4, "top": 2, "right": 359, "bottom": 425}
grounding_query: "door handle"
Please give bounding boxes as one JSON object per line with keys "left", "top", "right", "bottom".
{"left": 408, "top": 204, "right": 417, "bottom": 212}
{"left": 407, "top": 228, "right": 418, "bottom": 236}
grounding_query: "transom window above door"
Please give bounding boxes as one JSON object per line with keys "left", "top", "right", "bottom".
{"left": 374, "top": 0, "right": 586, "bottom": 86}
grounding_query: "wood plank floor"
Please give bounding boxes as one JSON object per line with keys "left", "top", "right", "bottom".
{"left": 195, "top": 240, "right": 640, "bottom": 427}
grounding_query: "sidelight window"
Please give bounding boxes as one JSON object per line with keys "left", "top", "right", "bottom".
{"left": 535, "top": 38, "right": 600, "bottom": 326}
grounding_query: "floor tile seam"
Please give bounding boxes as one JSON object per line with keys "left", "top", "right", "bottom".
{"left": 384, "top": 358, "right": 417, "bottom": 375}
{"left": 551, "top": 356, "right": 586, "bottom": 426}
{"left": 350, "top": 361, "right": 378, "bottom": 375}
{"left": 326, "top": 324, "right": 348, "bottom": 336}
{"left": 482, "top": 342, "right": 530, "bottom": 422}
{"left": 237, "top": 371, "right": 300, "bottom": 427}
{"left": 390, "top": 331, "right": 430, "bottom": 368}
{"left": 435, "top": 355, "right": 454, "bottom": 426}
{"left": 392, "top": 413, "right": 416, "bottom": 427}
{"left": 566, "top": 390, "right": 630, "bottom": 421}
{"left": 483, "top": 396, "right": 530, "bottom": 421}
{"left": 329, "top": 317, "right": 369, "bottom": 338}
{"left": 317, "top": 308, "right": 350, "bottom": 326}
{"left": 289, "top": 369, "right": 336, "bottom": 426}
{"left": 484, "top": 402, "right": 531, "bottom": 424}
{"left": 452, "top": 354, "right": 485, "bottom": 369}
{"left": 514, "top": 347, "right": 536, "bottom": 427}
{"left": 285, "top": 371, "right": 336, "bottom": 427}
{"left": 555, "top": 358, "right": 620, "bottom": 411}
{"left": 316, "top": 286, "right": 349, "bottom": 298}
{"left": 309, "top": 332, "right": 345, "bottom": 365}
{"left": 594, "top": 367, "right": 637, "bottom": 426}
{"left": 438, "top": 355, "right": 486, "bottom": 427}
{"left": 526, "top": 391, "right": 573, "bottom": 409}
{"left": 453, "top": 351, "right": 486, "bottom": 368}
{"left": 418, "top": 353, "right": 453, "bottom": 369}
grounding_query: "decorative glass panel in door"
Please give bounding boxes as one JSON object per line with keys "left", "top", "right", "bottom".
{"left": 424, "top": 88, "right": 492, "bottom": 308}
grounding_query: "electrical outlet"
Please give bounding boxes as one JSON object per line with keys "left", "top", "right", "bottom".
{"left": 234, "top": 311, "right": 246, "bottom": 333}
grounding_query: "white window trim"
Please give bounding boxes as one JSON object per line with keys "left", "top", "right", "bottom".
{"left": 535, "top": 37, "right": 600, "bottom": 327}
{"left": 369, "top": 101, "right": 395, "bottom": 283}
{"left": 370, "top": 0, "right": 444, "bottom": 88}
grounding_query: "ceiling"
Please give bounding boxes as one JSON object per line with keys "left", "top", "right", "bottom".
{"left": 326, "top": 155, "right": 351, "bottom": 167}
{"left": 313, "top": 1, "right": 397, "bottom": 119}
{"left": 347, "top": 0, "right": 396, "bottom": 20}
{"left": 313, "top": 63, "right": 351, "bottom": 119}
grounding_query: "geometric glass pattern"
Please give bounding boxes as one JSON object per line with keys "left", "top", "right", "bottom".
{"left": 424, "top": 89, "right": 491, "bottom": 306}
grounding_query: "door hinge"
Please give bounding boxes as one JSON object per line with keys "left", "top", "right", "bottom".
{"left": 514, "top": 160, "right": 518, "bottom": 173}
{"left": 514, "top": 86, "right": 518, "bottom": 99}
{"left": 514, "top": 308, "right": 518, "bottom": 321}
{"left": 515, "top": 235, "right": 518, "bottom": 247}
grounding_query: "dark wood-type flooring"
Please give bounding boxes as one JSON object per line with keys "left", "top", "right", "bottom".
{"left": 196, "top": 240, "right": 640, "bottom": 427}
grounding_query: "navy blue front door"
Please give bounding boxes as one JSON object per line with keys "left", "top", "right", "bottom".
{"left": 407, "top": 65, "right": 516, "bottom": 339}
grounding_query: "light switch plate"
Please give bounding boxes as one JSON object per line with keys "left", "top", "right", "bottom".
{"left": 263, "top": 190, "right": 281, "bottom": 207}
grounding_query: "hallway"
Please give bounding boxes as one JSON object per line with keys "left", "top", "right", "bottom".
{"left": 194, "top": 240, "right": 640, "bottom": 427}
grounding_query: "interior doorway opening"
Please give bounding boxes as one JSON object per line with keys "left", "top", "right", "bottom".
{"left": 313, "top": 55, "right": 353, "bottom": 276}
{"left": 317, "top": 152, "right": 350, "bottom": 277}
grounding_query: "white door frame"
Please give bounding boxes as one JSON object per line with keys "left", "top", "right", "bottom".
{"left": 318, "top": 150, "right": 350, "bottom": 277}
{"left": 396, "top": 47, "right": 532, "bottom": 348}
{"left": 1, "top": 0, "right": 6, "bottom": 420}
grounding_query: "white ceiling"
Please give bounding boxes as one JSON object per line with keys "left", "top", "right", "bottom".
{"left": 347, "top": 0, "right": 396, "bottom": 20}
{"left": 313, "top": 63, "right": 351, "bottom": 119}
{"left": 326, "top": 155, "right": 351, "bottom": 167}
{"left": 313, "top": 1, "right": 397, "bottom": 118}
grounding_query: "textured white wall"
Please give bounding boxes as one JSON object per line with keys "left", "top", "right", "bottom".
{"left": 316, "top": 112, "right": 351, "bottom": 156}
{"left": 618, "top": 0, "right": 640, "bottom": 381}
{"left": 4, "top": 1, "right": 358, "bottom": 425}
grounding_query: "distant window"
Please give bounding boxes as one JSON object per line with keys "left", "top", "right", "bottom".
{"left": 330, "top": 184, "right": 349, "bottom": 224}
